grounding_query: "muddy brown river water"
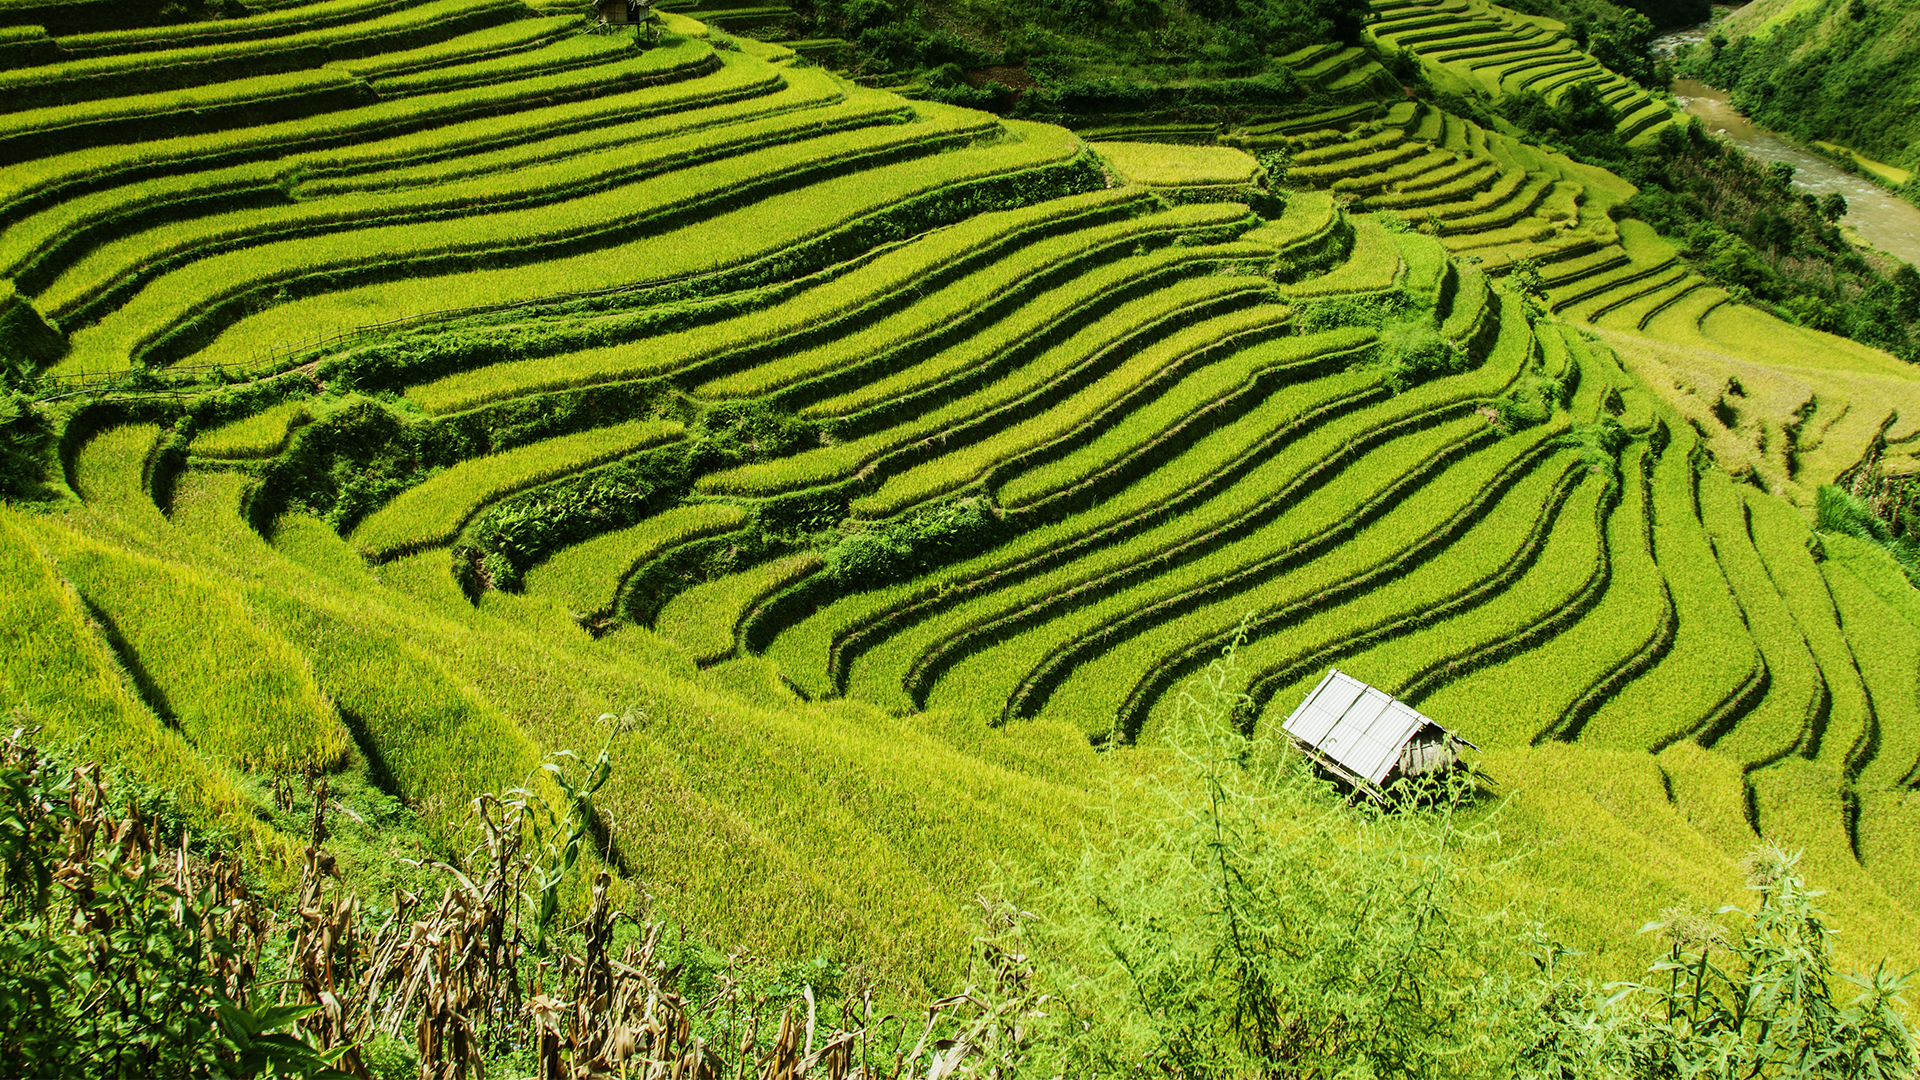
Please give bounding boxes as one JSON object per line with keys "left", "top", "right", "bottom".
{"left": 1659, "top": 73, "right": 1920, "bottom": 267}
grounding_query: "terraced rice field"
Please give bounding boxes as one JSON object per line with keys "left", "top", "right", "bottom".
{"left": 4, "top": 0, "right": 1919, "bottom": 977}
{"left": 1365, "top": 0, "right": 1675, "bottom": 143}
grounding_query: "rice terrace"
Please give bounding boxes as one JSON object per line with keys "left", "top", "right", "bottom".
{"left": 3, "top": 0, "right": 1920, "bottom": 1070}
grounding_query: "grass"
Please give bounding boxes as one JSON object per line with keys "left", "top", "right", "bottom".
{"left": 194, "top": 399, "right": 314, "bottom": 459}
{"left": 523, "top": 502, "right": 749, "bottom": 617}
{"left": 850, "top": 304, "right": 1292, "bottom": 519}
{"left": 351, "top": 420, "right": 683, "bottom": 561}
{"left": 1579, "top": 422, "right": 1760, "bottom": 752}
{"left": 1089, "top": 141, "right": 1260, "bottom": 188}
{"left": 655, "top": 552, "right": 823, "bottom": 665}
{"left": 701, "top": 271, "right": 1275, "bottom": 496}
{"left": 409, "top": 185, "right": 1146, "bottom": 414}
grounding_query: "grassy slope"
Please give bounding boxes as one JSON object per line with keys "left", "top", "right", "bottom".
{"left": 1699, "top": 0, "right": 1920, "bottom": 173}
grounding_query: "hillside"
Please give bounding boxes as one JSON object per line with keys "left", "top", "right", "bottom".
{"left": 1687, "top": 0, "right": 1920, "bottom": 178}
{"left": 2, "top": 0, "right": 1920, "bottom": 1009}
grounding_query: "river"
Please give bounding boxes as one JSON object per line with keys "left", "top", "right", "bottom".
{"left": 1650, "top": 25, "right": 1920, "bottom": 266}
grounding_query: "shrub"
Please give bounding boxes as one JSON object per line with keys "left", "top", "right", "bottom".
{"left": 823, "top": 496, "right": 1007, "bottom": 587}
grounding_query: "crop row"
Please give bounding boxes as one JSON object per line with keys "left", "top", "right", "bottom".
{"left": 1692, "top": 471, "right": 1822, "bottom": 767}
{"left": 161, "top": 121, "right": 1099, "bottom": 377}
{"left": 300, "top": 60, "right": 839, "bottom": 199}
{"left": 1821, "top": 537, "right": 1920, "bottom": 790}
{"left": 74, "top": 101, "right": 1017, "bottom": 369}
{"left": 1229, "top": 444, "right": 1594, "bottom": 734}
{"left": 1570, "top": 422, "right": 1761, "bottom": 750}
{"left": 0, "top": 31, "right": 728, "bottom": 231}
{"left": 868, "top": 408, "right": 1500, "bottom": 714}
{"left": 54, "top": 0, "right": 415, "bottom": 54}
{"left": 972, "top": 414, "right": 1535, "bottom": 733}
{"left": 192, "top": 398, "right": 314, "bottom": 459}
{"left": 851, "top": 304, "right": 1294, "bottom": 518}
{"left": 655, "top": 552, "right": 821, "bottom": 666}
{"left": 694, "top": 200, "right": 1257, "bottom": 401}
{"left": 762, "top": 359, "right": 1393, "bottom": 702}
{"left": 524, "top": 501, "right": 749, "bottom": 618}
{"left": 1280, "top": 218, "right": 1402, "bottom": 298}
{"left": 1043, "top": 422, "right": 1569, "bottom": 738}
{"left": 0, "top": 0, "right": 531, "bottom": 111}
{"left": 407, "top": 184, "right": 1151, "bottom": 415}
{"left": 0, "top": 42, "right": 768, "bottom": 291}
{"left": 350, "top": 419, "right": 682, "bottom": 561}
{"left": 371, "top": 28, "right": 634, "bottom": 97}
{"left": 702, "top": 271, "right": 1277, "bottom": 500}
{"left": 0, "top": 67, "right": 377, "bottom": 167}
{"left": 832, "top": 297, "right": 1536, "bottom": 710}
{"left": 41, "top": 85, "right": 910, "bottom": 322}
{"left": 332, "top": 15, "right": 577, "bottom": 80}
{"left": 996, "top": 326, "right": 1379, "bottom": 511}
{"left": 793, "top": 242, "right": 1282, "bottom": 439}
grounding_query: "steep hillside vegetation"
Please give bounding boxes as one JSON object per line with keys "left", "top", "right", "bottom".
{"left": 1688, "top": 0, "right": 1920, "bottom": 180}
{"left": 2, "top": 0, "right": 1919, "bottom": 1001}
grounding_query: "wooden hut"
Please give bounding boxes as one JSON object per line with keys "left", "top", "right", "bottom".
{"left": 1280, "top": 669, "right": 1476, "bottom": 801}
{"left": 595, "top": 0, "right": 650, "bottom": 25}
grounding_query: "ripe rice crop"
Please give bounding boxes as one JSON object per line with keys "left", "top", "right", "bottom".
{"left": 194, "top": 398, "right": 314, "bottom": 459}
{"left": 655, "top": 552, "right": 822, "bottom": 665}
{"left": 332, "top": 15, "right": 578, "bottom": 80}
{"left": 40, "top": 88, "right": 913, "bottom": 321}
{"left": 1693, "top": 471, "right": 1819, "bottom": 767}
{"left": 0, "top": 35, "right": 725, "bottom": 227}
{"left": 351, "top": 419, "right": 683, "bottom": 561}
{"left": 1039, "top": 424, "right": 1563, "bottom": 738}
{"left": 26, "top": 516, "right": 351, "bottom": 775}
{"left": 524, "top": 502, "right": 749, "bottom": 617}
{"left": 850, "top": 304, "right": 1293, "bottom": 518}
{"left": 170, "top": 120, "right": 1087, "bottom": 376}
{"left": 0, "top": 0, "right": 529, "bottom": 110}
{"left": 696, "top": 201, "right": 1255, "bottom": 400}
{"left": 1580, "top": 423, "right": 1760, "bottom": 751}
{"left": 410, "top": 184, "right": 1142, "bottom": 414}
{"left": 371, "top": 30, "right": 634, "bottom": 96}
{"left": 1282, "top": 219, "right": 1402, "bottom": 298}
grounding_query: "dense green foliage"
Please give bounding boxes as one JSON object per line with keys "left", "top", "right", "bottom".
{"left": 0, "top": 735, "right": 346, "bottom": 1079}
{"left": 1685, "top": 0, "right": 1920, "bottom": 178}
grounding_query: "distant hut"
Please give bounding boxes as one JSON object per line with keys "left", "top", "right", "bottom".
{"left": 595, "top": 0, "right": 650, "bottom": 25}
{"left": 1280, "top": 669, "right": 1476, "bottom": 801}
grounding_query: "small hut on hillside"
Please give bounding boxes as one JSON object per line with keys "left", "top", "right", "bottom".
{"left": 595, "top": 0, "right": 651, "bottom": 25}
{"left": 1280, "top": 669, "right": 1476, "bottom": 801}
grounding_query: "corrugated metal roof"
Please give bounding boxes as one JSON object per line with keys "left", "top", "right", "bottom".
{"left": 1281, "top": 669, "right": 1439, "bottom": 786}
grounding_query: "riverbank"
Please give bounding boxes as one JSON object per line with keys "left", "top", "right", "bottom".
{"left": 1666, "top": 77, "right": 1920, "bottom": 267}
